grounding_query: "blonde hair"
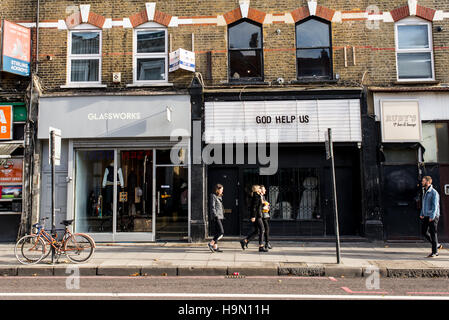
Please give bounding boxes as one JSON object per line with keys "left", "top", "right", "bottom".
{"left": 252, "top": 185, "right": 260, "bottom": 193}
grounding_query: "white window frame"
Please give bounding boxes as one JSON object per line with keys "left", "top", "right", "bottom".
{"left": 133, "top": 23, "right": 168, "bottom": 84}
{"left": 67, "top": 25, "right": 102, "bottom": 86}
{"left": 395, "top": 17, "right": 435, "bottom": 82}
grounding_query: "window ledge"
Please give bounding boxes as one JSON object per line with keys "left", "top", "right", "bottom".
{"left": 291, "top": 79, "right": 338, "bottom": 84}
{"left": 394, "top": 80, "right": 439, "bottom": 85}
{"left": 61, "top": 84, "right": 107, "bottom": 89}
{"left": 224, "top": 81, "right": 270, "bottom": 86}
{"left": 126, "top": 83, "right": 174, "bottom": 88}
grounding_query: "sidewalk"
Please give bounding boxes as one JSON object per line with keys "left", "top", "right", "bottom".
{"left": 1, "top": 241, "right": 449, "bottom": 278}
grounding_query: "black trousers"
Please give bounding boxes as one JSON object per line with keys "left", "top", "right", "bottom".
{"left": 213, "top": 218, "right": 224, "bottom": 243}
{"left": 422, "top": 216, "right": 439, "bottom": 254}
{"left": 262, "top": 218, "right": 270, "bottom": 243}
{"left": 245, "top": 217, "right": 265, "bottom": 246}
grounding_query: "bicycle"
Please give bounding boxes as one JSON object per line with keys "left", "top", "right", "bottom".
{"left": 15, "top": 217, "right": 96, "bottom": 265}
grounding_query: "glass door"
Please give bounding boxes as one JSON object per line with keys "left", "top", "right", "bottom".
{"left": 116, "top": 150, "right": 153, "bottom": 234}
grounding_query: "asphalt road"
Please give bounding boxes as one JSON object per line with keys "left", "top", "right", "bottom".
{"left": 0, "top": 276, "right": 449, "bottom": 300}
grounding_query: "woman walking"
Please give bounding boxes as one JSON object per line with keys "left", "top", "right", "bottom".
{"left": 260, "top": 185, "right": 272, "bottom": 250}
{"left": 208, "top": 184, "right": 225, "bottom": 252}
{"left": 240, "top": 185, "right": 268, "bottom": 252}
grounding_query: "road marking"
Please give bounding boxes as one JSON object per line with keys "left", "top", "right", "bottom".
{"left": 329, "top": 277, "right": 338, "bottom": 282}
{"left": 341, "top": 287, "right": 390, "bottom": 295}
{"left": 0, "top": 276, "right": 335, "bottom": 280}
{"left": 407, "top": 292, "right": 449, "bottom": 295}
{"left": 0, "top": 292, "right": 448, "bottom": 300}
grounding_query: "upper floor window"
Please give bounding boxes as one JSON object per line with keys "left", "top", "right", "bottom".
{"left": 296, "top": 18, "right": 332, "bottom": 80}
{"left": 134, "top": 26, "right": 167, "bottom": 83}
{"left": 228, "top": 19, "right": 263, "bottom": 82}
{"left": 68, "top": 29, "right": 101, "bottom": 84}
{"left": 395, "top": 17, "right": 434, "bottom": 81}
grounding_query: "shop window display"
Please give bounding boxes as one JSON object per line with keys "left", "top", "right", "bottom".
{"left": 243, "top": 168, "right": 321, "bottom": 221}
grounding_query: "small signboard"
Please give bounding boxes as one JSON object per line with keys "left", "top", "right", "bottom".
{"left": 0, "top": 105, "right": 13, "bottom": 140}
{"left": 1, "top": 20, "right": 31, "bottom": 77}
{"left": 169, "top": 48, "right": 195, "bottom": 72}
{"left": 49, "top": 127, "right": 61, "bottom": 166}
{"left": 380, "top": 100, "right": 422, "bottom": 143}
{"left": 119, "top": 192, "right": 128, "bottom": 202}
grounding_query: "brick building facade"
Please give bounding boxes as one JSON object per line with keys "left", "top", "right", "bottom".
{"left": 2, "top": 0, "right": 449, "bottom": 242}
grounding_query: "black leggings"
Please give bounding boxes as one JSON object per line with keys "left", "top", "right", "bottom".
{"left": 245, "top": 217, "right": 265, "bottom": 246}
{"left": 213, "top": 219, "right": 224, "bottom": 242}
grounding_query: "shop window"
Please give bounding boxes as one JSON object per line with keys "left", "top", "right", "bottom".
{"left": 383, "top": 148, "right": 417, "bottom": 163}
{"left": 156, "top": 149, "right": 188, "bottom": 165}
{"left": 75, "top": 150, "right": 114, "bottom": 233}
{"left": 243, "top": 168, "right": 321, "bottom": 221}
{"left": 436, "top": 123, "right": 449, "bottom": 163}
{"left": 134, "top": 28, "right": 167, "bottom": 82}
{"left": 228, "top": 19, "right": 263, "bottom": 82}
{"left": 296, "top": 18, "right": 332, "bottom": 80}
{"left": 68, "top": 30, "right": 102, "bottom": 83}
{"left": 395, "top": 18, "right": 434, "bottom": 81}
{"left": 422, "top": 123, "right": 438, "bottom": 163}
{"left": 421, "top": 123, "right": 449, "bottom": 163}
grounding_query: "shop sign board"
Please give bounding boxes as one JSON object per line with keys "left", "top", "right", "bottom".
{"left": 0, "top": 158, "right": 23, "bottom": 184}
{"left": 0, "top": 105, "right": 13, "bottom": 140}
{"left": 380, "top": 100, "right": 422, "bottom": 143}
{"left": 169, "top": 48, "right": 195, "bottom": 72}
{"left": 1, "top": 20, "right": 31, "bottom": 76}
{"left": 49, "top": 127, "right": 61, "bottom": 166}
{"left": 205, "top": 100, "right": 362, "bottom": 144}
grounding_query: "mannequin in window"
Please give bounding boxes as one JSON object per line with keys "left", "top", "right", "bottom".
{"left": 127, "top": 168, "right": 138, "bottom": 216}
{"left": 102, "top": 162, "right": 124, "bottom": 216}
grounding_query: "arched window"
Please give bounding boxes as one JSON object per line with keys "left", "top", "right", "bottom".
{"left": 228, "top": 19, "right": 263, "bottom": 82}
{"left": 296, "top": 18, "right": 332, "bottom": 80}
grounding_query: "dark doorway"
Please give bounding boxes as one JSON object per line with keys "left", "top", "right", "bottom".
{"left": 383, "top": 165, "right": 421, "bottom": 240}
{"left": 208, "top": 168, "right": 240, "bottom": 236}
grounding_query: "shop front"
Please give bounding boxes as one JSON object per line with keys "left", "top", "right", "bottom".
{"left": 373, "top": 91, "right": 449, "bottom": 241}
{"left": 0, "top": 103, "right": 27, "bottom": 242}
{"left": 37, "top": 94, "right": 191, "bottom": 242}
{"left": 203, "top": 96, "right": 364, "bottom": 238}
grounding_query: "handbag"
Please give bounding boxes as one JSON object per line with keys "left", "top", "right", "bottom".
{"left": 262, "top": 200, "right": 270, "bottom": 219}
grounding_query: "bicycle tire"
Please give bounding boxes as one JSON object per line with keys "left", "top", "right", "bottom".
{"left": 14, "top": 235, "right": 46, "bottom": 265}
{"left": 64, "top": 233, "right": 95, "bottom": 263}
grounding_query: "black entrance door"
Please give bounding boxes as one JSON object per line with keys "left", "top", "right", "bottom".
{"left": 208, "top": 168, "right": 240, "bottom": 236}
{"left": 383, "top": 165, "right": 421, "bottom": 240}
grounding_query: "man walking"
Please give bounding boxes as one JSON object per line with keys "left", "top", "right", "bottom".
{"left": 420, "top": 176, "right": 442, "bottom": 257}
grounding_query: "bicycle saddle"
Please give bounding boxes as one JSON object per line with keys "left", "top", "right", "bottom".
{"left": 61, "top": 219, "right": 74, "bottom": 226}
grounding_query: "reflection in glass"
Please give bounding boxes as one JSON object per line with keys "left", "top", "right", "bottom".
{"left": 156, "top": 166, "right": 188, "bottom": 240}
{"left": 71, "top": 32, "right": 100, "bottom": 55}
{"left": 229, "top": 21, "right": 262, "bottom": 49}
{"left": 75, "top": 150, "right": 114, "bottom": 233}
{"left": 397, "top": 52, "right": 432, "bottom": 79}
{"left": 137, "top": 58, "right": 165, "bottom": 80}
{"left": 397, "top": 25, "right": 429, "bottom": 50}
{"left": 137, "top": 30, "right": 166, "bottom": 53}
{"left": 296, "top": 19, "right": 330, "bottom": 48}
{"left": 71, "top": 59, "right": 99, "bottom": 82}
{"left": 297, "top": 49, "right": 331, "bottom": 78}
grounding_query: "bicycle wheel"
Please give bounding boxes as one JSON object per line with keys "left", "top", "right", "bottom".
{"left": 64, "top": 233, "right": 95, "bottom": 263}
{"left": 14, "top": 235, "right": 46, "bottom": 265}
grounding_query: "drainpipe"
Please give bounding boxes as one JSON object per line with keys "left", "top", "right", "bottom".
{"left": 19, "top": 0, "right": 40, "bottom": 238}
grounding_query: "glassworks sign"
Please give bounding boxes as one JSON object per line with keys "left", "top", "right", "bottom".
{"left": 205, "top": 100, "right": 362, "bottom": 143}
{"left": 380, "top": 100, "right": 422, "bottom": 143}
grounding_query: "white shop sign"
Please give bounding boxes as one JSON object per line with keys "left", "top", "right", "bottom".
{"left": 169, "top": 48, "right": 195, "bottom": 72}
{"left": 204, "top": 100, "right": 362, "bottom": 144}
{"left": 380, "top": 100, "right": 422, "bottom": 143}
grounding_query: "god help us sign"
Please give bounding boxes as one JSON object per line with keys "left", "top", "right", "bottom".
{"left": 1, "top": 20, "right": 31, "bottom": 77}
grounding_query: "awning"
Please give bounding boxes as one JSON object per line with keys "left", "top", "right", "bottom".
{"left": 0, "top": 142, "right": 24, "bottom": 158}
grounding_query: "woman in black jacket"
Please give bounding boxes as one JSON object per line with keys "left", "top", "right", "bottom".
{"left": 239, "top": 185, "right": 268, "bottom": 252}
